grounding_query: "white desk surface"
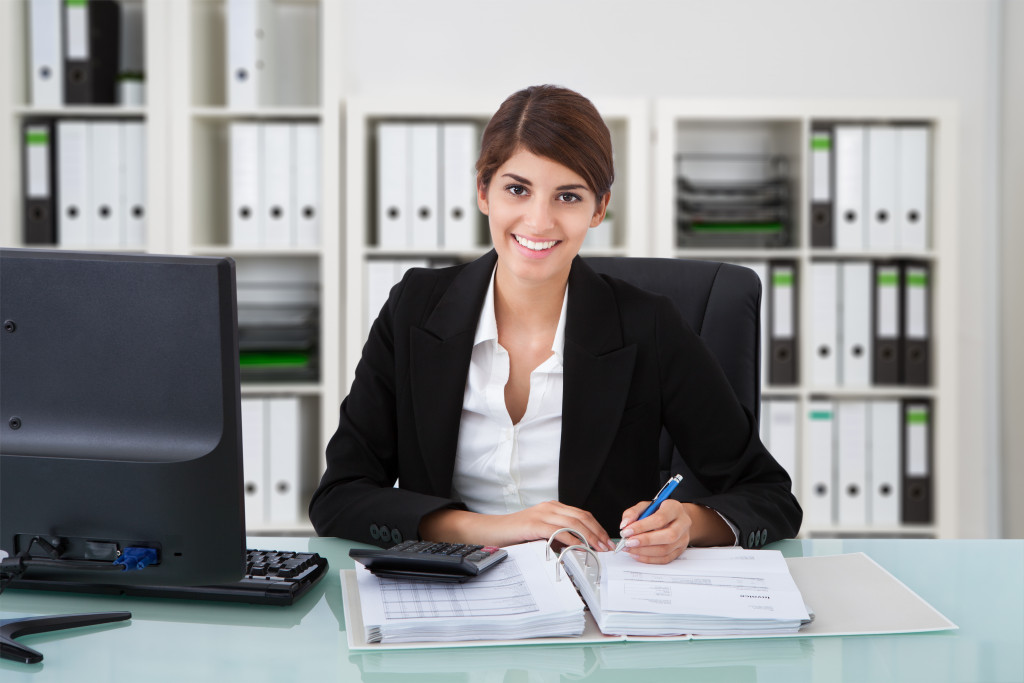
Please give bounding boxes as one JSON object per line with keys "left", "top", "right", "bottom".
{"left": 2, "top": 537, "right": 1021, "bottom": 683}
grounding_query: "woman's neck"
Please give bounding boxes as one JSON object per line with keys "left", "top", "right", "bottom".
{"left": 492, "top": 263, "right": 568, "bottom": 338}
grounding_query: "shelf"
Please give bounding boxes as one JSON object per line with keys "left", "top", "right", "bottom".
{"left": 241, "top": 382, "right": 323, "bottom": 397}
{"left": 191, "top": 244, "right": 323, "bottom": 258}
{"left": 191, "top": 106, "right": 321, "bottom": 120}
{"left": 13, "top": 105, "right": 148, "bottom": 118}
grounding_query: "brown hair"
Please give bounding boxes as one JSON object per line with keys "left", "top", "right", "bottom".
{"left": 476, "top": 85, "right": 614, "bottom": 199}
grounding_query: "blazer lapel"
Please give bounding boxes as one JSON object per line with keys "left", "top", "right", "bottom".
{"left": 409, "top": 251, "right": 496, "bottom": 496}
{"left": 559, "top": 257, "right": 637, "bottom": 507}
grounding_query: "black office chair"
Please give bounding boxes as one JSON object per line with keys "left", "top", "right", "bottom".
{"left": 586, "top": 257, "right": 762, "bottom": 499}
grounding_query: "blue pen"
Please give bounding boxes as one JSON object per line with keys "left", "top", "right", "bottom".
{"left": 614, "top": 474, "right": 684, "bottom": 553}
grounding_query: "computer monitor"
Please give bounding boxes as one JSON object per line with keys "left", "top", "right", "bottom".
{"left": 0, "top": 248, "right": 247, "bottom": 592}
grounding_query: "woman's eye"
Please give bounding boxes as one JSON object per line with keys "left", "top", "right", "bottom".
{"left": 506, "top": 184, "right": 528, "bottom": 196}
{"left": 557, "top": 192, "right": 582, "bottom": 203}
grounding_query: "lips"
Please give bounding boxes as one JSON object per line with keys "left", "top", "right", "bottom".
{"left": 513, "top": 234, "right": 560, "bottom": 251}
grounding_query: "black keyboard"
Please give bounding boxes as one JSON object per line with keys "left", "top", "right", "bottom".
{"left": 11, "top": 548, "right": 329, "bottom": 606}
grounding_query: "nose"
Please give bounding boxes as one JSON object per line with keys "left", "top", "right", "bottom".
{"left": 524, "top": 199, "right": 555, "bottom": 233}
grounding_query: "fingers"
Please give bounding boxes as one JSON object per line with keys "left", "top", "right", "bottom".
{"left": 514, "top": 501, "right": 613, "bottom": 552}
{"left": 619, "top": 501, "right": 650, "bottom": 530}
{"left": 619, "top": 500, "right": 692, "bottom": 563}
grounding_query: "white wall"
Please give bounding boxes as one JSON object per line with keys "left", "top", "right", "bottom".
{"left": 339, "top": 0, "right": 1006, "bottom": 537}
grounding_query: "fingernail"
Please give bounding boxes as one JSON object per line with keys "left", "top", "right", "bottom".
{"left": 619, "top": 519, "right": 628, "bottom": 529}
{"left": 625, "top": 539, "right": 639, "bottom": 548}
{"left": 620, "top": 528, "right": 633, "bottom": 539}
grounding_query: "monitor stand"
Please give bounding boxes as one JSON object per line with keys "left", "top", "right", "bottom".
{"left": 0, "top": 612, "right": 131, "bottom": 664}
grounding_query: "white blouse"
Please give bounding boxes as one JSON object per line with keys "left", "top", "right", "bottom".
{"left": 451, "top": 268, "right": 567, "bottom": 514}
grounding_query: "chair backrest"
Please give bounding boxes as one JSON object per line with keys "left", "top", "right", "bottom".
{"left": 586, "top": 257, "right": 763, "bottom": 496}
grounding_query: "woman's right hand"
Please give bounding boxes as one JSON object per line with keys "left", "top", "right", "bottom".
{"left": 419, "top": 501, "right": 614, "bottom": 551}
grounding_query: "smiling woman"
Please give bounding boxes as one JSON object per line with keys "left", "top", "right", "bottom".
{"left": 309, "top": 85, "right": 802, "bottom": 563}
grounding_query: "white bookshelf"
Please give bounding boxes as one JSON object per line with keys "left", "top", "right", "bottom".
{"left": 655, "top": 99, "right": 960, "bottom": 539}
{"left": 1, "top": 2, "right": 965, "bottom": 538}
{"left": 168, "top": 0, "right": 342, "bottom": 535}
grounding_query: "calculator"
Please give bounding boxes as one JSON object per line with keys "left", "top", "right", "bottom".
{"left": 349, "top": 541, "right": 508, "bottom": 582}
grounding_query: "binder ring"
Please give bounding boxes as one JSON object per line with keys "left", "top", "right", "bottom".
{"left": 556, "top": 544, "right": 601, "bottom": 586}
{"left": 546, "top": 528, "right": 590, "bottom": 560}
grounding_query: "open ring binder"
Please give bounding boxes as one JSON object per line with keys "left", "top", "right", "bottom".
{"left": 544, "top": 528, "right": 590, "bottom": 560}
{"left": 556, "top": 545, "right": 601, "bottom": 588}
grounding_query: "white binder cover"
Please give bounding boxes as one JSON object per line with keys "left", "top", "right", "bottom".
{"left": 410, "top": 123, "right": 440, "bottom": 249}
{"left": 810, "top": 261, "right": 838, "bottom": 387}
{"left": 343, "top": 548, "right": 955, "bottom": 650}
{"left": 869, "top": 400, "right": 902, "bottom": 525}
{"left": 240, "top": 397, "right": 267, "bottom": 528}
{"left": 866, "top": 126, "right": 898, "bottom": 251}
{"left": 349, "top": 540, "right": 586, "bottom": 646}
{"left": 57, "top": 120, "right": 89, "bottom": 246}
{"left": 64, "top": 0, "right": 89, "bottom": 61}
{"left": 840, "top": 261, "right": 872, "bottom": 387}
{"left": 833, "top": 125, "right": 866, "bottom": 251}
{"left": 804, "top": 400, "right": 835, "bottom": 527}
{"left": 262, "top": 123, "right": 294, "bottom": 247}
{"left": 24, "top": 124, "right": 52, "bottom": 202}
{"left": 365, "top": 260, "right": 396, "bottom": 338}
{"left": 441, "top": 123, "right": 478, "bottom": 250}
{"left": 227, "top": 0, "right": 275, "bottom": 108}
{"left": 897, "top": 126, "right": 930, "bottom": 252}
{"left": 118, "top": 1, "right": 146, "bottom": 106}
{"left": 29, "top": 0, "right": 63, "bottom": 107}
{"left": 763, "top": 399, "right": 798, "bottom": 492}
{"left": 121, "top": 121, "right": 146, "bottom": 248}
{"left": 88, "top": 122, "right": 123, "bottom": 247}
{"left": 230, "top": 122, "right": 262, "bottom": 246}
{"left": 837, "top": 401, "right": 868, "bottom": 526}
{"left": 266, "top": 396, "right": 301, "bottom": 526}
{"left": 293, "top": 123, "right": 320, "bottom": 247}
{"left": 376, "top": 123, "right": 410, "bottom": 248}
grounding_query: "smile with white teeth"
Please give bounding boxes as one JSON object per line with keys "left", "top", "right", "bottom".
{"left": 513, "top": 234, "right": 559, "bottom": 251}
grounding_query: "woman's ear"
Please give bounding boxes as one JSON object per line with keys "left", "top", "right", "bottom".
{"left": 476, "top": 176, "right": 489, "bottom": 215}
{"left": 590, "top": 192, "right": 611, "bottom": 228}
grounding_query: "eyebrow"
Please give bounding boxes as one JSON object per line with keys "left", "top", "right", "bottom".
{"left": 501, "top": 173, "right": 589, "bottom": 192}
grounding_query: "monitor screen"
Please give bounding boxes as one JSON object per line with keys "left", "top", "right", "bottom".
{"left": 0, "top": 248, "right": 246, "bottom": 588}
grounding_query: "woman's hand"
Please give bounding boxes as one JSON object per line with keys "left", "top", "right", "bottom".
{"left": 617, "top": 499, "right": 692, "bottom": 563}
{"left": 420, "top": 501, "right": 614, "bottom": 551}
{"left": 617, "top": 501, "right": 734, "bottom": 563}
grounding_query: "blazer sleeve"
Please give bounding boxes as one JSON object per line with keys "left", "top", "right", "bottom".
{"left": 652, "top": 296, "right": 803, "bottom": 547}
{"left": 308, "top": 274, "right": 466, "bottom": 546}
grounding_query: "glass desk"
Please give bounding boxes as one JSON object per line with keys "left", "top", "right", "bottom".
{"left": 1, "top": 537, "right": 1021, "bottom": 683}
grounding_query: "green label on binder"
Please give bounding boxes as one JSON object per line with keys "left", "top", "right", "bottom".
{"left": 906, "top": 272, "right": 928, "bottom": 287}
{"left": 811, "top": 136, "right": 832, "bottom": 150}
{"left": 773, "top": 271, "right": 794, "bottom": 286}
{"left": 239, "top": 351, "right": 311, "bottom": 367}
{"left": 25, "top": 131, "right": 48, "bottom": 145}
{"left": 809, "top": 411, "right": 833, "bottom": 421}
{"left": 906, "top": 409, "right": 929, "bottom": 425}
{"left": 66, "top": 0, "right": 87, "bottom": 7}
{"left": 877, "top": 272, "right": 899, "bottom": 286}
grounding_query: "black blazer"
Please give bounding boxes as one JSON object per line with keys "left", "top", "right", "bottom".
{"left": 309, "top": 251, "right": 802, "bottom": 548}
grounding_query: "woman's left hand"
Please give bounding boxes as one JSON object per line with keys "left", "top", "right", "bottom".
{"left": 617, "top": 499, "right": 693, "bottom": 563}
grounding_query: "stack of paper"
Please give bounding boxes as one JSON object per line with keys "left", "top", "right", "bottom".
{"left": 353, "top": 541, "right": 584, "bottom": 644}
{"left": 563, "top": 547, "right": 811, "bottom": 637}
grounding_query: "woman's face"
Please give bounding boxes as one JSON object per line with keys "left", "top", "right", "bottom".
{"left": 478, "top": 148, "right": 609, "bottom": 291}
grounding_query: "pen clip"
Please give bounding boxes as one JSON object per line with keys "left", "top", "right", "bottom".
{"left": 545, "top": 528, "right": 590, "bottom": 561}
